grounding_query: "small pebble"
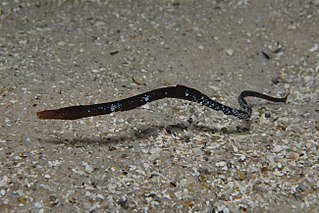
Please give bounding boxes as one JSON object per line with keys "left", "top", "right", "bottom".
{"left": 235, "top": 169, "right": 245, "bottom": 181}
{"left": 239, "top": 155, "right": 246, "bottom": 162}
{"left": 150, "top": 147, "right": 162, "bottom": 155}
{"left": 309, "top": 44, "right": 318, "bottom": 52}
{"left": 216, "top": 161, "right": 227, "bottom": 167}
{"left": 34, "top": 202, "right": 43, "bottom": 208}
{"left": 225, "top": 49, "right": 234, "bottom": 56}
{"left": 192, "top": 147, "right": 203, "bottom": 156}
{"left": 273, "top": 145, "right": 283, "bottom": 153}
{"left": 82, "top": 162, "right": 94, "bottom": 174}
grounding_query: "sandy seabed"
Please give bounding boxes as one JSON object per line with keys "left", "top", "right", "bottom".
{"left": 1, "top": 0, "right": 318, "bottom": 212}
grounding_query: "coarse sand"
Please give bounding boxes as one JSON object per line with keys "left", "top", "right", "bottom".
{"left": 0, "top": 0, "right": 318, "bottom": 212}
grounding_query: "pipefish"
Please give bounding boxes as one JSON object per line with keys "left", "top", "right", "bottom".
{"left": 37, "top": 85, "right": 288, "bottom": 120}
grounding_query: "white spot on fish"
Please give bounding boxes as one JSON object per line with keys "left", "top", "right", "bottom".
{"left": 142, "top": 95, "right": 151, "bottom": 102}
{"left": 110, "top": 103, "right": 122, "bottom": 112}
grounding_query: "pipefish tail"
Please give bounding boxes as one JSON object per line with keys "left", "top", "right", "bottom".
{"left": 36, "top": 85, "right": 288, "bottom": 120}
